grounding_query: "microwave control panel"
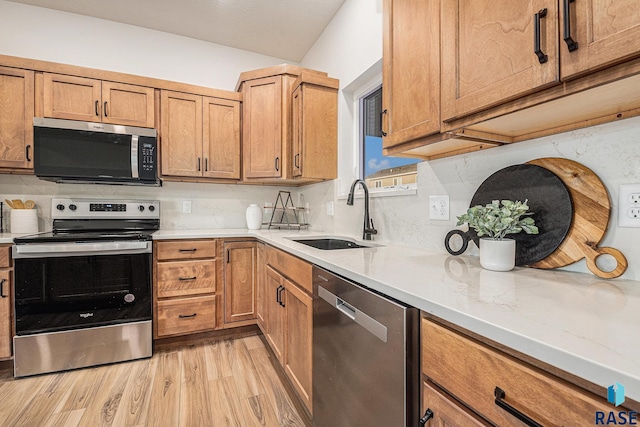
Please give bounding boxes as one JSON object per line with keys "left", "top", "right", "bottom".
{"left": 139, "top": 138, "right": 157, "bottom": 180}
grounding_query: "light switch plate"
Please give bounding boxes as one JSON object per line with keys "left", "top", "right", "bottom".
{"left": 429, "top": 195, "right": 450, "bottom": 220}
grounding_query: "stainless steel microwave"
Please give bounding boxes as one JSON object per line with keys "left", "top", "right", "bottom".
{"left": 33, "top": 118, "right": 160, "bottom": 186}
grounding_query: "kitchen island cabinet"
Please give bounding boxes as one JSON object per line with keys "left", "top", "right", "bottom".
{"left": 0, "top": 66, "right": 34, "bottom": 171}
{"left": 153, "top": 239, "right": 218, "bottom": 338}
{"left": 41, "top": 73, "right": 155, "bottom": 127}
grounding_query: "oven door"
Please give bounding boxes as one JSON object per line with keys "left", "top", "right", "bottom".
{"left": 13, "top": 241, "right": 152, "bottom": 335}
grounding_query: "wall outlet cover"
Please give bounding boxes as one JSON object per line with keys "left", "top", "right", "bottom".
{"left": 429, "top": 195, "right": 450, "bottom": 220}
{"left": 182, "top": 200, "right": 192, "bottom": 214}
{"left": 618, "top": 184, "right": 640, "bottom": 227}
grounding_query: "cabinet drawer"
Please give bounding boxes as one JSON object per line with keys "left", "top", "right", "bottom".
{"left": 155, "top": 240, "right": 216, "bottom": 260}
{"left": 0, "top": 245, "right": 10, "bottom": 268}
{"left": 422, "top": 319, "right": 612, "bottom": 426}
{"left": 422, "top": 381, "right": 488, "bottom": 427}
{"left": 266, "top": 246, "right": 312, "bottom": 294}
{"left": 157, "top": 259, "right": 216, "bottom": 298}
{"left": 157, "top": 295, "right": 215, "bottom": 337}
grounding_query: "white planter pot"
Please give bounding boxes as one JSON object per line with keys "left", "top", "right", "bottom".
{"left": 246, "top": 204, "right": 263, "bottom": 230}
{"left": 479, "top": 238, "right": 516, "bottom": 271}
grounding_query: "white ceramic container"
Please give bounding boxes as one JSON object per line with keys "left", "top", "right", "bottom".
{"left": 479, "top": 238, "right": 516, "bottom": 271}
{"left": 246, "top": 204, "right": 263, "bottom": 230}
{"left": 11, "top": 209, "right": 38, "bottom": 234}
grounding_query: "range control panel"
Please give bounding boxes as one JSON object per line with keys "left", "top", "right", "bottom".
{"left": 52, "top": 198, "right": 160, "bottom": 220}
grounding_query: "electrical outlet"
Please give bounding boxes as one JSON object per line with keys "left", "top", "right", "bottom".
{"left": 429, "top": 195, "right": 450, "bottom": 220}
{"left": 326, "top": 201, "right": 334, "bottom": 216}
{"left": 618, "top": 184, "right": 640, "bottom": 227}
{"left": 182, "top": 200, "right": 192, "bottom": 214}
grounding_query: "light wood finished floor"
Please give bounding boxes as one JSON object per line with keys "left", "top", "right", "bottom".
{"left": 0, "top": 335, "right": 307, "bottom": 426}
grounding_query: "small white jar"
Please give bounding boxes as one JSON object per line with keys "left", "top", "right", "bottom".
{"left": 246, "top": 204, "right": 263, "bottom": 230}
{"left": 11, "top": 209, "right": 39, "bottom": 234}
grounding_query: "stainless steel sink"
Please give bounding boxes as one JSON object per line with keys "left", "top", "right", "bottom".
{"left": 290, "top": 237, "right": 382, "bottom": 250}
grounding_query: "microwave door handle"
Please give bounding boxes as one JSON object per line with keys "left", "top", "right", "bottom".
{"left": 131, "top": 135, "right": 139, "bottom": 178}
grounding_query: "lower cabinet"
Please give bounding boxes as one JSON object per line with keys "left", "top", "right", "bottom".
{"left": 153, "top": 240, "right": 217, "bottom": 338}
{"left": 262, "top": 246, "right": 313, "bottom": 414}
{"left": 421, "top": 317, "right": 617, "bottom": 426}
{"left": 221, "top": 240, "right": 257, "bottom": 327}
{"left": 0, "top": 245, "right": 12, "bottom": 359}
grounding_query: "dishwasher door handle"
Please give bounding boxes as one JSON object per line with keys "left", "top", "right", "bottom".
{"left": 318, "top": 285, "right": 388, "bottom": 343}
{"left": 336, "top": 298, "right": 356, "bottom": 320}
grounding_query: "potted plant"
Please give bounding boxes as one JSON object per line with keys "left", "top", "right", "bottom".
{"left": 456, "top": 199, "right": 539, "bottom": 271}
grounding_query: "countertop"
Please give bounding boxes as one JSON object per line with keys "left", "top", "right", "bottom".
{"left": 7, "top": 229, "right": 640, "bottom": 400}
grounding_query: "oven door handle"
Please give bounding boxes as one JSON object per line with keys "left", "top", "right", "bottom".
{"left": 13, "top": 241, "right": 152, "bottom": 258}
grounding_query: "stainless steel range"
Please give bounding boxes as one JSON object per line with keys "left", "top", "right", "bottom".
{"left": 12, "top": 198, "right": 159, "bottom": 377}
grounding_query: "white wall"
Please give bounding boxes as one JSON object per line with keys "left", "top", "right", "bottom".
{"left": 0, "top": 0, "right": 291, "bottom": 90}
{"left": 300, "top": 0, "right": 640, "bottom": 281}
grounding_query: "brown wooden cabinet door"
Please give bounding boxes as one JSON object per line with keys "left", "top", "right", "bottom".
{"left": 223, "top": 241, "right": 257, "bottom": 324}
{"left": 256, "top": 243, "right": 267, "bottom": 332}
{"left": 561, "top": 0, "right": 640, "bottom": 80}
{"left": 203, "top": 96, "right": 241, "bottom": 180}
{"left": 284, "top": 280, "right": 313, "bottom": 413}
{"left": 422, "top": 381, "right": 488, "bottom": 427}
{"left": 0, "top": 269, "right": 11, "bottom": 359}
{"left": 265, "top": 266, "right": 285, "bottom": 362}
{"left": 382, "top": 0, "right": 441, "bottom": 149}
{"left": 293, "top": 82, "right": 338, "bottom": 181}
{"left": 242, "top": 76, "right": 283, "bottom": 179}
{"left": 43, "top": 73, "right": 102, "bottom": 122}
{"left": 160, "top": 91, "right": 203, "bottom": 177}
{"left": 441, "top": 0, "right": 559, "bottom": 121}
{"left": 0, "top": 67, "right": 33, "bottom": 169}
{"left": 102, "top": 81, "right": 155, "bottom": 128}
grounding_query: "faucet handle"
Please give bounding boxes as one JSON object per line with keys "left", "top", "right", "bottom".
{"left": 367, "top": 218, "right": 378, "bottom": 234}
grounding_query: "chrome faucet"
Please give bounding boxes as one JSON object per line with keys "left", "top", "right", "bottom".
{"left": 347, "top": 179, "right": 378, "bottom": 240}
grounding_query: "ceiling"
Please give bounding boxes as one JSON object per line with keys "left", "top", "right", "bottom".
{"left": 7, "top": 0, "right": 346, "bottom": 62}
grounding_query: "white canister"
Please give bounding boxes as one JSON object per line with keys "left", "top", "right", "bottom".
{"left": 11, "top": 209, "right": 39, "bottom": 234}
{"left": 246, "top": 204, "right": 263, "bottom": 230}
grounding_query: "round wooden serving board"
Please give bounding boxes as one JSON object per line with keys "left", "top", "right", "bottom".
{"left": 527, "top": 158, "right": 627, "bottom": 279}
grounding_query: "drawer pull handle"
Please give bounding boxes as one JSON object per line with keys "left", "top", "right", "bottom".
{"left": 178, "top": 313, "right": 197, "bottom": 319}
{"left": 494, "top": 387, "right": 543, "bottom": 427}
{"left": 534, "top": 8, "right": 548, "bottom": 64}
{"left": 419, "top": 408, "right": 434, "bottom": 426}
{"left": 178, "top": 276, "right": 197, "bottom": 281}
{"left": 178, "top": 248, "right": 197, "bottom": 252}
{"left": 0, "top": 278, "right": 6, "bottom": 298}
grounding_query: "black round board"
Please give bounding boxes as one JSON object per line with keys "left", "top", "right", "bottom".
{"left": 467, "top": 164, "right": 573, "bottom": 266}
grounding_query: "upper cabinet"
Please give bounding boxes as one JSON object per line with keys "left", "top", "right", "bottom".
{"left": 382, "top": 0, "right": 441, "bottom": 149}
{"left": 160, "top": 90, "right": 241, "bottom": 181}
{"left": 561, "top": 0, "right": 640, "bottom": 80}
{"left": 291, "top": 73, "right": 338, "bottom": 181}
{"left": 385, "top": 0, "right": 640, "bottom": 159}
{"left": 0, "top": 66, "right": 34, "bottom": 170}
{"left": 41, "top": 73, "right": 155, "bottom": 127}
{"left": 441, "top": 1, "right": 559, "bottom": 121}
{"left": 238, "top": 65, "right": 339, "bottom": 185}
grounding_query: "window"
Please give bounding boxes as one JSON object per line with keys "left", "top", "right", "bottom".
{"left": 360, "top": 86, "right": 419, "bottom": 191}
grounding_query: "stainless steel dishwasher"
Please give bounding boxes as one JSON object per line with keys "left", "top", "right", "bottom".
{"left": 312, "top": 266, "right": 420, "bottom": 427}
